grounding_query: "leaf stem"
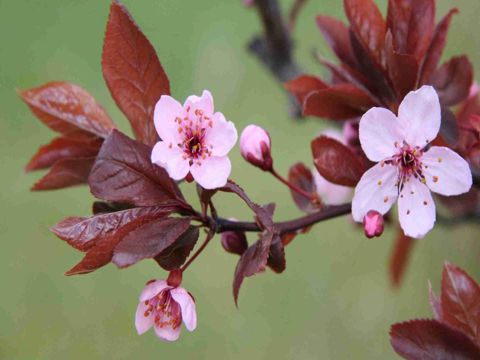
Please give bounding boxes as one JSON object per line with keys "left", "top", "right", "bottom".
{"left": 270, "top": 168, "right": 316, "bottom": 201}
{"left": 181, "top": 229, "right": 215, "bottom": 272}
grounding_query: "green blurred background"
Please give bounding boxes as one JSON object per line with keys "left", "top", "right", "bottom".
{"left": 1, "top": 0, "right": 479, "bottom": 358}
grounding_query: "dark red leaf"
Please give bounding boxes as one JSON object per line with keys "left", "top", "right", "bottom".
{"left": 311, "top": 136, "right": 365, "bottom": 187}
{"left": 102, "top": 0, "right": 170, "bottom": 146}
{"left": 284, "top": 75, "right": 327, "bottom": 106}
{"left": 344, "top": 0, "right": 386, "bottom": 62}
{"left": 26, "top": 137, "right": 102, "bottom": 172}
{"left": 430, "top": 56, "right": 474, "bottom": 106}
{"left": 112, "top": 217, "right": 191, "bottom": 268}
{"left": 267, "top": 239, "right": 286, "bottom": 273}
{"left": 419, "top": 8, "right": 459, "bottom": 85}
{"left": 390, "top": 319, "right": 480, "bottom": 359}
{"left": 154, "top": 226, "right": 200, "bottom": 271}
{"left": 52, "top": 206, "right": 177, "bottom": 252}
{"left": 441, "top": 262, "right": 480, "bottom": 344}
{"left": 19, "top": 81, "right": 115, "bottom": 140}
{"left": 31, "top": 157, "right": 95, "bottom": 191}
{"left": 304, "top": 84, "right": 375, "bottom": 120}
{"left": 315, "top": 15, "right": 358, "bottom": 70}
{"left": 389, "top": 228, "right": 414, "bottom": 288}
{"left": 88, "top": 130, "right": 186, "bottom": 208}
{"left": 288, "top": 162, "right": 318, "bottom": 213}
{"left": 92, "top": 201, "right": 133, "bottom": 215}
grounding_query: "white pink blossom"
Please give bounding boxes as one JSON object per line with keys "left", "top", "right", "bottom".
{"left": 352, "top": 86, "right": 472, "bottom": 238}
{"left": 151, "top": 90, "right": 238, "bottom": 189}
{"left": 135, "top": 280, "right": 197, "bottom": 342}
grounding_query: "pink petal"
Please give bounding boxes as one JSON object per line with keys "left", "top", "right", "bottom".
{"left": 135, "top": 302, "right": 154, "bottom": 335}
{"left": 205, "top": 112, "right": 238, "bottom": 157}
{"left": 170, "top": 287, "right": 197, "bottom": 332}
{"left": 184, "top": 90, "right": 214, "bottom": 118}
{"left": 359, "top": 107, "right": 404, "bottom": 162}
{"left": 239, "top": 124, "right": 270, "bottom": 161}
{"left": 422, "top": 146, "right": 472, "bottom": 196}
{"left": 151, "top": 141, "right": 190, "bottom": 181}
{"left": 398, "top": 86, "right": 441, "bottom": 148}
{"left": 190, "top": 156, "right": 231, "bottom": 189}
{"left": 312, "top": 169, "right": 352, "bottom": 205}
{"left": 154, "top": 323, "right": 181, "bottom": 342}
{"left": 398, "top": 179, "right": 436, "bottom": 239}
{"left": 154, "top": 95, "right": 184, "bottom": 144}
{"left": 351, "top": 163, "right": 399, "bottom": 222}
{"left": 139, "top": 280, "right": 169, "bottom": 302}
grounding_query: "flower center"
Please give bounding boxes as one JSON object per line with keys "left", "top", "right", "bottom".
{"left": 143, "top": 289, "right": 182, "bottom": 330}
{"left": 382, "top": 143, "right": 426, "bottom": 191}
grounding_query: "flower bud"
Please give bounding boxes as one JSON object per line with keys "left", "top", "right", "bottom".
{"left": 221, "top": 231, "right": 248, "bottom": 255}
{"left": 240, "top": 124, "right": 273, "bottom": 171}
{"left": 363, "top": 210, "right": 384, "bottom": 238}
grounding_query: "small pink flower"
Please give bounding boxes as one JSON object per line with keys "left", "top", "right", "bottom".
{"left": 151, "top": 90, "right": 238, "bottom": 189}
{"left": 312, "top": 129, "right": 353, "bottom": 205}
{"left": 352, "top": 86, "right": 472, "bottom": 238}
{"left": 135, "top": 280, "right": 197, "bottom": 341}
{"left": 240, "top": 124, "right": 272, "bottom": 170}
{"left": 363, "top": 210, "right": 384, "bottom": 238}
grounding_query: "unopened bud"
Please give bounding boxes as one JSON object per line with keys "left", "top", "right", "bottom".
{"left": 240, "top": 124, "right": 273, "bottom": 171}
{"left": 166, "top": 269, "right": 183, "bottom": 287}
{"left": 363, "top": 210, "right": 384, "bottom": 238}
{"left": 221, "top": 231, "right": 248, "bottom": 255}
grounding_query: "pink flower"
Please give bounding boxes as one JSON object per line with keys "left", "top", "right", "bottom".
{"left": 135, "top": 279, "right": 197, "bottom": 341}
{"left": 352, "top": 86, "right": 472, "bottom": 238}
{"left": 239, "top": 124, "right": 272, "bottom": 170}
{"left": 312, "top": 129, "right": 352, "bottom": 205}
{"left": 363, "top": 210, "right": 384, "bottom": 238}
{"left": 151, "top": 90, "right": 238, "bottom": 189}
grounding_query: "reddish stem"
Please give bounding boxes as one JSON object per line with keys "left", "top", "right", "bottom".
{"left": 181, "top": 229, "right": 215, "bottom": 271}
{"left": 270, "top": 168, "right": 316, "bottom": 201}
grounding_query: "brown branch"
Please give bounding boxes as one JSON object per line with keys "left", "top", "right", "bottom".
{"left": 248, "top": 0, "right": 303, "bottom": 117}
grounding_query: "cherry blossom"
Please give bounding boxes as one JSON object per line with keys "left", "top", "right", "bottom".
{"left": 151, "top": 90, "right": 238, "bottom": 189}
{"left": 240, "top": 124, "right": 272, "bottom": 170}
{"left": 352, "top": 86, "right": 472, "bottom": 238}
{"left": 135, "top": 279, "right": 197, "bottom": 341}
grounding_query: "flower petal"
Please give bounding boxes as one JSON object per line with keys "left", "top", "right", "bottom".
{"left": 170, "top": 287, "right": 197, "bottom": 332}
{"left": 135, "top": 302, "right": 154, "bottom": 335}
{"left": 139, "top": 280, "right": 169, "bottom": 302}
{"left": 205, "top": 112, "right": 238, "bottom": 157}
{"left": 351, "top": 163, "right": 399, "bottom": 222}
{"left": 422, "top": 146, "right": 472, "bottom": 196}
{"left": 398, "top": 179, "right": 436, "bottom": 239}
{"left": 154, "top": 95, "right": 184, "bottom": 143}
{"left": 151, "top": 141, "right": 190, "bottom": 181}
{"left": 154, "top": 323, "right": 181, "bottom": 342}
{"left": 190, "top": 156, "right": 231, "bottom": 189}
{"left": 398, "top": 86, "right": 441, "bottom": 147}
{"left": 313, "top": 169, "right": 352, "bottom": 205}
{"left": 184, "top": 90, "right": 214, "bottom": 118}
{"left": 359, "top": 107, "right": 404, "bottom": 162}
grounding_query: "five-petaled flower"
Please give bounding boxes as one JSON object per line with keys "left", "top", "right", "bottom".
{"left": 352, "top": 86, "right": 472, "bottom": 238}
{"left": 135, "top": 279, "right": 197, "bottom": 342}
{"left": 151, "top": 90, "right": 238, "bottom": 189}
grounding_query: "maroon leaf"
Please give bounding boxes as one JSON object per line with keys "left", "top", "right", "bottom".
{"left": 154, "top": 226, "right": 200, "bottom": 271}
{"left": 441, "top": 262, "right": 480, "bottom": 344}
{"left": 344, "top": 0, "right": 386, "bottom": 62}
{"left": 304, "top": 84, "right": 375, "bottom": 120}
{"left": 389, "top": 228, "right": 414, "bottom": 288}
{"left": 102, "top": 0, "right": 170, "bottom": 146}
{"left": 26, "top": 137, "right": 102, "bottom": 172}
{"left": 419, "top": 8, "right": 459, "bottom": 85}
{"left": 112, "top": 217, "right": 191, "bottom": 268}
{"left": 19, "top": 82, "right": 115, "bottom": 140}
{"left": 31, "top": 157, "right": 95, "bottom": 191}
{"left": 430, "top": 56, "right": 474, "bottom": 106}
{"left": 311, "top": 136, "right": 365, "bottom": 187}
{"left": 288, "top": 162, "right": 318, "bottom": 213}
{"left": 52, "top": 206, "right": 177, "bottom": 252}
{"left": 284, "top": 75, "right": 327, "bottom": 106}
{"left": 390, "top": 319, "right": 480, "bottom": 360}
{"left": 88, "top": 130, "right": 186, "bottom": 208}
{"left": 315, "top": 15, "right": 358, "bottom": 70}
{"left": 92, "top": 201, "right": 132, "bottom": 215}
{"left": 267, "top": 239, "right": 286, "bottom": 274}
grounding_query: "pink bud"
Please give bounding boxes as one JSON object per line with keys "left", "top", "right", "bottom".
{"left": 363, "top": 210, "right": 384, "bottom": 238}
{"left": 240, "top": 124, "right": 272, "bottom": 171}
{"left": 221, "top": 231, "right": 248, "bottom": 255}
